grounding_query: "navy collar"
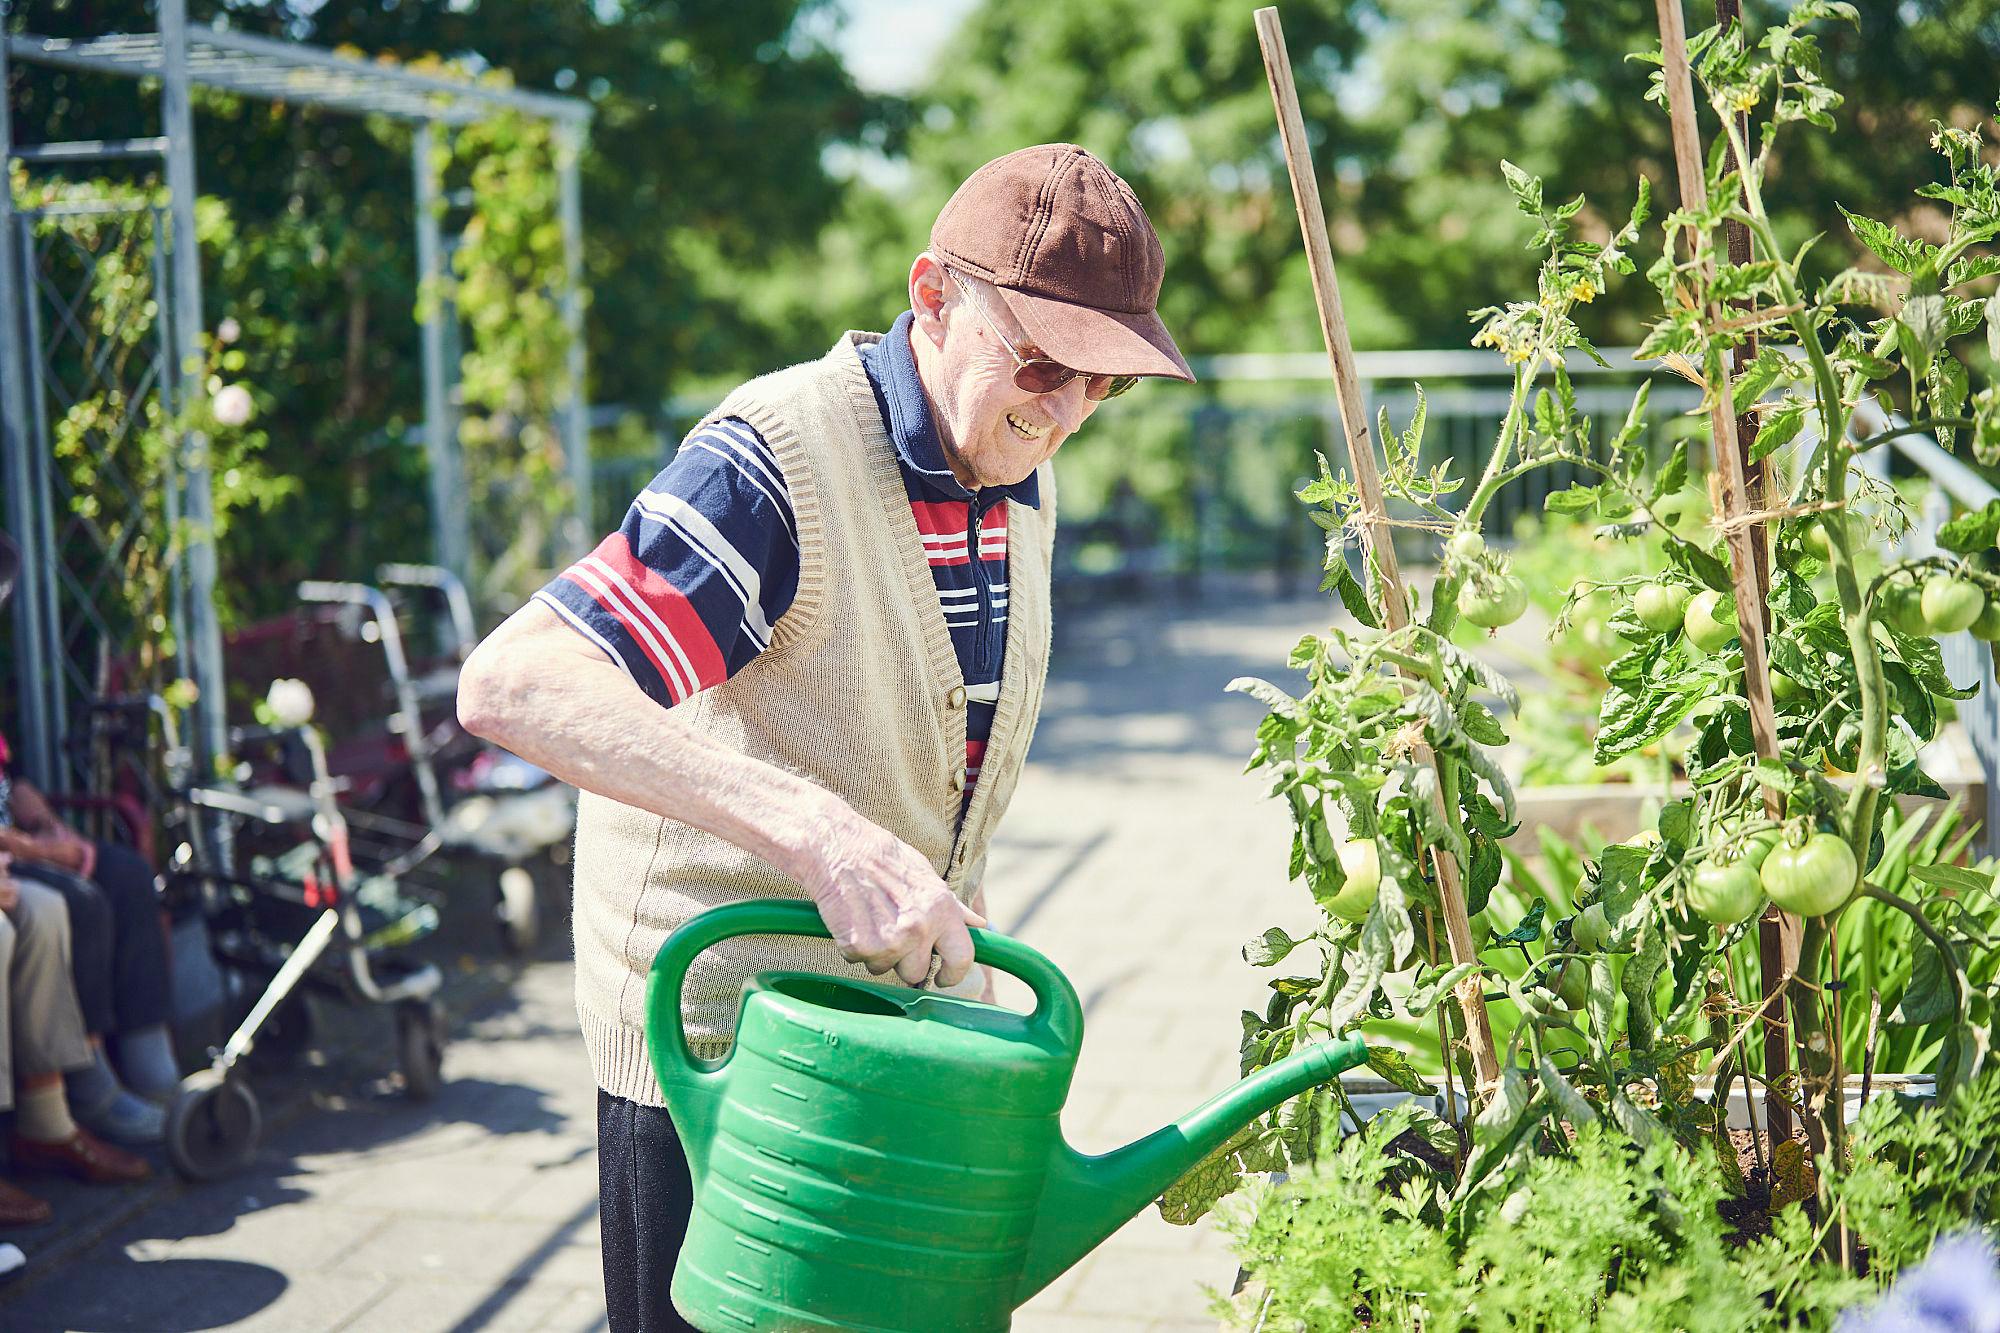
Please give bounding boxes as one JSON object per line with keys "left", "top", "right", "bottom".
{"left": 859, "top": 311, "right": 1041, "bottom": 509}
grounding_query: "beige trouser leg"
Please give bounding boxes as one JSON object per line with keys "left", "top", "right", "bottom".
{"left": 3, "top": 878, "right": 93, "bottom": 1107}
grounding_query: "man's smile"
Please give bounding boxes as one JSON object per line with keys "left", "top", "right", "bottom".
{"left": 1004, "top": 411, "right": 1051, "bottom": 442}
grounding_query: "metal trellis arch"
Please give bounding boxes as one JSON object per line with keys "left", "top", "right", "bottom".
{"left": 0, "top": 0, "right": 591, "bottom": 794}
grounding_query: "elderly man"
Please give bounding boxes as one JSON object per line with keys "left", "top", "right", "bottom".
{"left": 459, "top": 143, "right": 1191, "bottom": 1331}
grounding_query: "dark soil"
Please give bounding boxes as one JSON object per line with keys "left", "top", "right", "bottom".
{"left": 1716, "top": 1126, "right": 1824, "bottom": 1244}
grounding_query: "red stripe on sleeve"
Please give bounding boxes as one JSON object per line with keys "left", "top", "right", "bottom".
{"left": 560, "top": 528, "right": 724, "bottom": 696}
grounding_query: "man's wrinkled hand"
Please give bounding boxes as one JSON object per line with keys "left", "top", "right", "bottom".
{"left": 801, "top": 806, "right": 984, "bottom": 989}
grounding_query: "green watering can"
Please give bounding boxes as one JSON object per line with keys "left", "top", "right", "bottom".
{"left": 647, "top": 899, "right": 1367, "bottom": 1332}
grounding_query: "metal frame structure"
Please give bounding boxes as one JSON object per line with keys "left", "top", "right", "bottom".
{"left": 0, "top": 0, "right": 591, "bottom": 792}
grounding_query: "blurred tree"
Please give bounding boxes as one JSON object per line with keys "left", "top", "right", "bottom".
{"left": 4, "top": 0, "right": 898, "bottom": 608}
{"left": 760, "top": 0, "right": 2000, "bottom": 360}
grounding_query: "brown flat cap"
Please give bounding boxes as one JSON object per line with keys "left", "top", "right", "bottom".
{"left": 930, "top": 144, "right": 1194, "bottom": 383}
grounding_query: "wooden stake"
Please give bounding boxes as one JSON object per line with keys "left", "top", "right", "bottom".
{"left": 1655, "top": 0, "right": 1804, "bottom": 1145}
{"left": 1713, "top": 0, "right": 1799, "bottom": 1153}
{"left": 1255, "top": 6, "right": 1500, "bottom": 1094}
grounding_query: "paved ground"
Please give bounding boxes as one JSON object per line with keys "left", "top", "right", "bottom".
{"left": 0, "top": 582, "right": 1332, "bottom": 1332}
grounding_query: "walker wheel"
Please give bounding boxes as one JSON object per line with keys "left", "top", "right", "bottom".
{"left": 165, "top": 1069, "right": 263, "bottom": 1182}
{"left": 496, "top": 865, "right": 540, "bottom": 956}
{"left": 397, "top": 998, "right": 447, "bottom": 1102}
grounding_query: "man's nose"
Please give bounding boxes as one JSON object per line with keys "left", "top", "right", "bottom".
{"left": 1045, "top": 379, "right": 1092, "bottom": 434}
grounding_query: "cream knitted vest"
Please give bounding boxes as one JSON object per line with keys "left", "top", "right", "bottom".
{"left": 571, "top": 331, "right": 1056, "bottom": 1106}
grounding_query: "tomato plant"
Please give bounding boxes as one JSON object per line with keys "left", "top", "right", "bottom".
{"left": 1187, "top": 1, "right": 2000, "bottom": 1255}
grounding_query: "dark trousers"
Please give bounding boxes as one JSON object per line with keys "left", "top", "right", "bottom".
{"left": 598, "top": 1088, "right": 702, "bottom": 1333}
{"left": 19, "top": 841, "right": 170, "bottom": 1036}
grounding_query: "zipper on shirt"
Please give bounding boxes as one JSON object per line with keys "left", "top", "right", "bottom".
{"left": 969, "top": 497, "right": 996, "bottom": 676}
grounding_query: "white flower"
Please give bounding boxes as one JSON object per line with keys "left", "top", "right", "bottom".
{"left": 264, "top": 678, "right": 316, "bottom": 728}
{"left": 211, "top": 384, "right": 253, "bottom": 427}
{"left": 216, "top": 317, "right": 242, "bottom": 345}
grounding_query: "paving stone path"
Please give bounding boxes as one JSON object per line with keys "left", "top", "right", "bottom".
{"left": 0, "top": 585, "right": 1331, "bottom": 1332}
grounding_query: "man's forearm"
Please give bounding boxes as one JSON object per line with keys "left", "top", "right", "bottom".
{"left": 8, "top": 779, "right": 59, "bottom": 834}
{"left": 458, "top": 613, "right": 839, "bottom": 885}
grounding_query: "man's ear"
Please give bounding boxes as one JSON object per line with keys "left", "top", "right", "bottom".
{"left": 909, "top": 253, "right": 948, "bottom": 348}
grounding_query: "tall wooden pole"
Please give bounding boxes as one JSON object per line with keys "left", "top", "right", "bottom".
{"left": 1654, "top": 0, "right": 1801, "bottom": 1142}
{"left": 1255, "top": 7, "right": 1500, "bottom": 1094}
{"left": 1712, "top": 0, "right": 1798, "bottom": 1150}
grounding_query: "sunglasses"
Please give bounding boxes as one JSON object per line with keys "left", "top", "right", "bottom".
{"left": 950, "top": 270, "right": 1139, "bottom": 402}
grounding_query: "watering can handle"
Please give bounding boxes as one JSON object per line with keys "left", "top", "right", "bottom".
{"left": 647, "top": 898, "right": 1085, "bottom": 1086}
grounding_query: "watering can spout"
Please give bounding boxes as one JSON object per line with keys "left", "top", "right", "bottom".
{"left": 1013, "top": 1034, "right": 1368, "bottom": 1303}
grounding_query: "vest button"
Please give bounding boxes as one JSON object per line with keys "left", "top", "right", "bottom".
{"left": 951, "top": 766, "right": 968, "bottom": 793}
{"left": 947, "top": 685, "right": 967, "bottom": 709}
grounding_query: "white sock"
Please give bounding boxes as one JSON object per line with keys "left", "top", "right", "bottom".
{"left": 15, "top": 1082, "right": 77, "bottom": 1144}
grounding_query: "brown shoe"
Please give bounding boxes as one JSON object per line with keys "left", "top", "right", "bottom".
{"left": 0, "top": 1178, "right": 52, "bottom": 1227}
{"left": 10, "top": 1130, "right": 151, "bottom": 1185}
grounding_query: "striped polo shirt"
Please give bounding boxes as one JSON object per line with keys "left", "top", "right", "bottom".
{"left": 536, "top": 311, "right": 1033, "bottom": 803}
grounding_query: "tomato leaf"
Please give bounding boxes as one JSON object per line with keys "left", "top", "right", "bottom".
{"left": 1841, "top": 206, "right": 1927, "bottom": 275}
{"left": 1365, "top": 1045, "right": 1434, "bottom": 1096}
{"left": 1544, "top": 484, "right": 1605, "bottom": 516}
{"left": 1881, "top": 622, "right": 1978, "bottom": 700}
{"left": 1889, "top": 935, "right": 1952, "bottom": 1026}
{"left": 1499, "top": 900, "right": 1548, "bottom": 945}
{"left": 1242, "top": 926, "right": 1300, "bottom": 968}
{"left": 1227, "top": 676, "right": 1307, "bottom": 720}
{"left": 1403, "top": 961, "right": 1480, "bottom": 1018}
{"left": 1938, "top": 499, "right": 2000, "bottom": 555}
{"left": 1909, "top": 864, "right": 1998, "bottom": 897}
{"left": 1539, "top": 1058, "right": 1599, "bottom": 1127}
{"left": 1752, "top": 396, "right": 1808, "bottom": 461}
{"left": 1156, "top": 1118, "right": 1281, "bottom": 1225}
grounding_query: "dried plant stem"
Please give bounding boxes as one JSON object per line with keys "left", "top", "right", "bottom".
{"left": 1256, "top": 5, "right": 1500, "bottom": 1097}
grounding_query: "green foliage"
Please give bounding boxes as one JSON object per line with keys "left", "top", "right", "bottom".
{"left": 1223, "top": 1065, "right": 2000, "bottom": 1329}
{"left": 8, "top": 0, "right": 892, "bottom": 611}
{"left": 6, "top": 165, "right": 293, "bottom": 694}
{"left": 436, "top": 102, "right": 578, "bottom": 610}
{"left": 1218, "top": 1087, "right": 2000, "bottom": 1330}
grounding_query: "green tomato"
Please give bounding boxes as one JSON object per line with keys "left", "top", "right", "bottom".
{"left": 1570, "top": 902, "right": 1609, "bottom": 953}
{"left": 1324, "top": 839, "right": 1381, "bottom": 923}
{"left": 1972, "top": 595, "right": 2000, "bottom": 643}
{"left": 1878, "top": 582, "right": 1931, "bottom": 637}
{"left": 1769, "top": 669, "right": 1805, "bottom": 703}
{"left": 1684, "top": 589, "right": 1738, "bottom": 654}
{"left": 1922, "top": 575, "right": 1986, "bottom": 634}
{"left": 1459, "top": 576, "right": 1528, "bottom": 629}
{"left": 1688, "top": 858, "right": 1766, "bottom": 925}
{"left": 1802, "top": 519, "right": 1833, "bottom": 561}
{"left": 1446, "top": 530, "right": 1486, "bottom": 563}
{"left": 1633, "top": 583, "right": 1692, "bottom": 634}
{"left": 1545, "top": 958, "right": 1590, "bottom": 1011}
{"left": 1760, "top": 833, "right": 1859, "bottom": 917}
{"left": 1720, "top": 826, "right": 1781, "bottom": 871}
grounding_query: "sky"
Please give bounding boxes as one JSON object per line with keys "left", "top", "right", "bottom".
{"left": 812, "top": 0, "right": 979, "bottom": 93}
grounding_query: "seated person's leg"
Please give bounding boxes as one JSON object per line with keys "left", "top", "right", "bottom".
{"left": 2, "top": 886, "right": 148, "bottom": 1186}
{"left": 17, "top": 868, "right": 163, "bottom": 1144}
{"left": 0, "top": 909, "right": 52, "bottom": 1227}
{"left": 88, "top": 841, "right": 179, "bottom": 1098}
